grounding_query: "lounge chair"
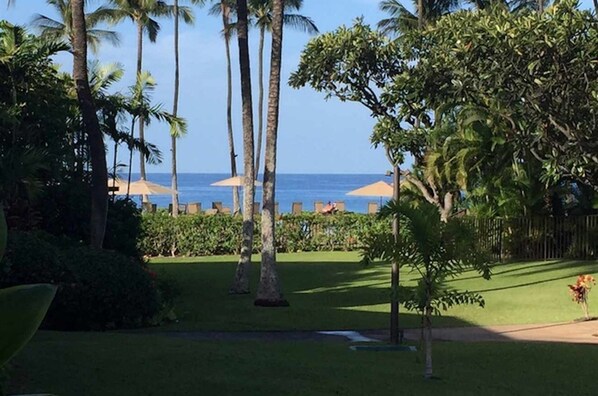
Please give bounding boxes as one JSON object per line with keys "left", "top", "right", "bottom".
{"left": 335, "top": 201, "right": 346, "bottom": 212}
{"left": 187, "top": 202, "right": 201, "bottom": 214}
{"left": 367, "top": 202, "right": 378, "bottom": 214}
{"left": 314, "top": 201, "right": 324, "bottom": 213}
{"left": 292, "top": 202, "right": 303, "bottom": 215}
{"left": 212, "top": 202, "right": 223, "bottom": 212}
{"left": 254, "top": 201, "right": 261, "bottom": 214}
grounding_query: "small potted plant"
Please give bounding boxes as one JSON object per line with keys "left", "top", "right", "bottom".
{"left": 568, "top": 275, "right": 596, "bottom": 320}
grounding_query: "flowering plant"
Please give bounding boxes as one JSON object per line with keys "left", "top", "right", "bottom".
{"left": 568, "top": 275, "right": 596, "bottom": 319}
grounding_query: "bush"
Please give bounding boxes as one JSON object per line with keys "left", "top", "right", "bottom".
{"left": 0, "top": 231, "right": 169, "bottom": 330}
{"left": 48, "top": 247, "right": 160, "bottom": 330}
{"left": 138, "top": 212, "right": 390, "bottom": 257}
{"left": 104, "top": 198, "right": 143, "bottom": 257}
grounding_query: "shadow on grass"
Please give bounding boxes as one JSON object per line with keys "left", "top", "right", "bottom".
{"left": 150, "top": 258, "right": 502, "bottom": 338}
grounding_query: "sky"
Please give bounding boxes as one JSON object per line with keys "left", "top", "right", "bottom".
{"left": 3, "top": 0, "right": 596, "bottom": 175}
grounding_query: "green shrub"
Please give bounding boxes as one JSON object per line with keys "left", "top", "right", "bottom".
{"left": 0, "top": 231, "right": 170, "bottom": 330}
{"left": 138, "top": 212, "right": 390, "bottom": 257}
{"left": 48, "top": 247, "right": 160, "bottom": 330}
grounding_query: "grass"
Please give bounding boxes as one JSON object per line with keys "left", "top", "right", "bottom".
{"left": 149, "top": 251, "right": 598, "bottom": 331}
{"left": 9, "top": 252, "right": 598, "bottom": 395}
{"left": 10, "top": 331, "right": 598, "bottom": 396}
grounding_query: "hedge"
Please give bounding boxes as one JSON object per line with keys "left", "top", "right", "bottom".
{"left": 138, "top": 212, "right": 390, "bottom": 257}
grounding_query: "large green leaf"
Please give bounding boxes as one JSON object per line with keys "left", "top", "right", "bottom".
{"left": 0, "top": 284, "right": 56, "bottom": 367}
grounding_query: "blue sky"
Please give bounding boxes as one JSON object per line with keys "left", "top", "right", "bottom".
{"left": 3, "top": 0, "right": 595, "bottom": 175}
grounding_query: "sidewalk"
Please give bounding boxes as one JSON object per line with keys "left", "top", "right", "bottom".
{"left": 161, "top": 320, "right": 598, "bottom": 345}
{"left": 365, "top": 320, "right": 598, "bottom": 344}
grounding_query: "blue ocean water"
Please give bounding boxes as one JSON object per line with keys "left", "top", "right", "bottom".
{"left": 125, "top": 173, "right": 391, "bottom": 214}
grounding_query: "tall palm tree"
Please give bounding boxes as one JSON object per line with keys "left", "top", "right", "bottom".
{"left": 71, "top": 0, "right": 109, "bottom": 249}
{"left": 229, "top": 0, "right": 255, "bottom": 294}
{"left": 32, "top": 0, "right": 120, "bottom": 55}
{"left": 254, "top": 0, "right": 286, "bottom": 306}
{"left": 209, "top": 0, "right": 240, "bottom": 215}
{"left": 171, "top": 0, "right": 203, "bottom": 216}
{"left": 109, "top": 0, "right": 192, "bottom": 201}
{"left": 249, "top": 0, "right": 317, "bottom": 180}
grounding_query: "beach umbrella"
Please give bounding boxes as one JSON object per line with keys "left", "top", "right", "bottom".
{"left": 115, "top": 179, "right": 177, "bottom": 195}
{"left": 210, "top": 176, "right": 262, "bottom": 187}
{"left": 346, "top": 181, "right": 393, "bottom": 198}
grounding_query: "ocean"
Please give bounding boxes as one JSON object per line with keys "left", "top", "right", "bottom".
{"left": 125, "top": 173, "right": 391, "bottom": 214}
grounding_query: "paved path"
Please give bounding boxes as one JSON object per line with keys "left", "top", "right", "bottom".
{"left": 160, "top": 320, "right": 598, "bottom": 345}
{"left": 397, "top": 320, "right": 598, "bottom": 344}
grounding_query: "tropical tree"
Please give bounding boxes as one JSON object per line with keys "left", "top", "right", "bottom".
{"left": 362, "top": 201, "right": 492, "bottom": 379}
{"left": 122, "top": 71, "right": 185, "bottom": 197}
{"left": 32, "top": 0, "right": 120, "bottom": 56}
{"left": 109, "top": 0, "right": 193, "bottom": 201}
{"left": 209, "top": 0, "right": 240, "bottom": 214}
{"left": 229, "top": 0, "right": 255, "bottom": 294}
{"left": 89, "top": 61, "right": 163, "bottom": 194}
{"left": 171, "top": 0, "right": 203, "bottom": 216}
{"left": 254, "top": 0, "right": 286, "bottom": 306}
{"left": 71, "top": 0, "right": 108, "bottom": 249}
{"left": 377, "top": 0, "right": 459, "bottom": 35}
{"left": 249, "top": 0, "right": 317, "bottom": 179}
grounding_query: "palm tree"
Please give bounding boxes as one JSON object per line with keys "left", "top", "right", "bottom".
{"left": 32, "top": 0, "right": 120, "bottom": 56}
{"left": 109, "top": 0, "right": 192, "bottom": 201}
{"left": 377, "top": 0, "right": 459, "bottom": 35}
{"left": 209, "top": 0, "right": 240, "bottom": 215}
{"left": 71, "top": 0, "right": 109, "bottom": 249}
{"left": 254, "top": 0, "right": 286, "bottom": 306}
{"left": 229, "top": 0, "right": 255, "bottom": 294}
{"left": 171, "top": 0, "right": 203, "bottom": 216}
{"left": 362, "top": 201, "right": 492, "bottom": 379}
{"left": 249, "top": 0, "right": 317, "bottom": 180}
{"left": 89, "top": 61, "right": 163, "bottom": 195}
{"left": 123, "top": 70, "right": 186, "bottom": 197}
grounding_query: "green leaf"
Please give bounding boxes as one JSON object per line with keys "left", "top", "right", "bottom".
{"left": 0, "top": 284, "right": 57, "bottom": 367}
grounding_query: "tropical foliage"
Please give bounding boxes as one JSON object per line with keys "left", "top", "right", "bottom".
{"left": 362, "top": 201, "right": 492, "bottom": 378}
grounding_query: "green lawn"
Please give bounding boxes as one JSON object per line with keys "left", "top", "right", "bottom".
{"left": 149, "top": 251, "right": 598, "bottom": 331}
{"left": 10, "top": 331, "right": 598, "bottom": 396}
{"left": 9, "top": 252, "right": 598, "bottom": 395}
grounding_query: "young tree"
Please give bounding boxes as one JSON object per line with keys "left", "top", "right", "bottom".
{"left": 362, "top": 201, "right": 492, "bottom": 378}
{"left": 254, "top": 0, "right": 287, "bottom": 306}
{"left": 71, "top": 0, "right": 108, "bottom": 249}
{"left": 229, "top": 0, "right": 255, "bottom": 294}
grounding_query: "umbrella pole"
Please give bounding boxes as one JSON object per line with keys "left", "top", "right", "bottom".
{"left": 390, "top": 165, "right": 401, "bottom": 344}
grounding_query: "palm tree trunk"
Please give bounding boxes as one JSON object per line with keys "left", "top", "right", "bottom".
{"left": 229, "top": 0, "right": 255, "bottom": 294}
{"left": 424, "top": 305, "right": 433, "bottom": 379}
{"left": 538, "top": 0, "right": 544, "bottom": 13}
{"left": 255, "top": 0, "right": 287, "bottom": 307}
{"left": 112, "top": 141, "right": 118, "bottom": 201}
{"left": 136, "top": 21, "right": 148, "bottom": 203}
{"left": 255, "top": 25, "right": 265, "bottom": 181}
{"left": 223, "top": 4, "right": 240, "bottom": 215}
{"left": 126, "top": 118, "right": 135, "bottom": 198}
{"left": 417, "top": 0, "right": 424, "bottom": 29}
{"left": 171, "top": 0, "right": 180, "bottom": 217}
{"left": 594, "top": 0, "right": 598, "bottom": 14}
{"left": 71, "top": 0, "right": 108, "bottom": 249}
{"left": 390, "top": 163, "right": 400, "bottom": 343}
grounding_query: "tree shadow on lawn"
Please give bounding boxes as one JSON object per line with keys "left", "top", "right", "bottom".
{"left": 150, "top": 259, "right": 497, "bottom": 334}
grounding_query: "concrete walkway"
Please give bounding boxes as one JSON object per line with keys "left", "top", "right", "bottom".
{"left": 365, "top": 320, "right": 598, "bottom": 345}
{"left": 161, "top": 320, "right": 598, "bottom": 345}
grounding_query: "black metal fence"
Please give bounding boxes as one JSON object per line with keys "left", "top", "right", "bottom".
{"left": 472, "top": 215, "right": 598, "bottom": 261}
